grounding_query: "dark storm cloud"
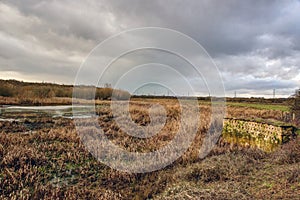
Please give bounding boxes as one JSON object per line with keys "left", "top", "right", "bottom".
{"left": 0, "top": 0, "right": 299, "bottom": 96}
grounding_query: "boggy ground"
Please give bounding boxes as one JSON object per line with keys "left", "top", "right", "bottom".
{"left": 0, "top": 99, "right": 299, "bottom": 199}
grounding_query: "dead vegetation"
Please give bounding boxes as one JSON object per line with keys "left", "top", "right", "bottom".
{"left": 0, "top": 99, "right": 299, "bottom": 199}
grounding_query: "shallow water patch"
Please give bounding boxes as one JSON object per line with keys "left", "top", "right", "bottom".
{"left": 0, "top": 105, "right": 95, "bottom": 119}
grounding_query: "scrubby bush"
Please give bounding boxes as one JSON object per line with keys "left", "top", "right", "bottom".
{"left": 291, "top": 90, "right": 300, "bottom": 126}
{"left": 54, "top": 87, "right": 72, "bottom": 98}
{"left": 96, "top": 87, "right": 112, "bottom": 100}
{"left": 73, "top": 87, "right": 95, "bottom": 100}
{"left": 112, "top": 89, "right": 131, "bottom": 100}
{"left": 33, "top": 86, "right": 54, "bottom": 98}
{"left": 0, "top": 84, "right": 13, "bottom": 97}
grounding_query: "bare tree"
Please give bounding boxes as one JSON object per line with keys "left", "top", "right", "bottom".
{"left": 291, "top": 89, "right": 300, "bottom": 126}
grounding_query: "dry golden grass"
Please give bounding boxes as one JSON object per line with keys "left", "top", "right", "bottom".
{"left": 0, "top": 99, "right": 299, "bottom": 199}
{"left": 0, "top": 96, "right": 72, "bottom": 106}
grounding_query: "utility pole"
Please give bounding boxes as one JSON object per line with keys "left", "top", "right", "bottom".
{"left": 234, "top": 91, "right": 236, "bottom": 98}
{"left": 273, "top": 89, "right": 276, "bottom": 98}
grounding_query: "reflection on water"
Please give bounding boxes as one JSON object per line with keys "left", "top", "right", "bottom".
{"left": 222, "top": 131, "right": 280, "bottom": 152}
{"left": 0, "top": 118, "right": 20, "bottom": 122}
{"left": 0, "top": 105, "right": 95, "bottom": 119}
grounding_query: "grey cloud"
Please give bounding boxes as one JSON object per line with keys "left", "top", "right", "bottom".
{"left": 225, "top": 76, "right": 297, "bottom": 91}
{"left": 0, "top": 0, "right": 299, "bottom": 96}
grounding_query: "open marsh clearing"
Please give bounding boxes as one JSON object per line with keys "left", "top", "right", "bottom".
{"left": 0, "top": 99, "right": 299, "bottom": 199}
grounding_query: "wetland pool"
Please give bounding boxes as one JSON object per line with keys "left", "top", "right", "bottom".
{"left": 0, "top": 105, "right": 95, "bottom": 120}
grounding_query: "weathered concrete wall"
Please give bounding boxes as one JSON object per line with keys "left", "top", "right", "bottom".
{"left": 223, "top": 118, "right": 297, "bottom": 144}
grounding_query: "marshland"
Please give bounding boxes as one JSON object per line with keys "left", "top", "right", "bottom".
{"left": 0, "top": 80, "right": 299, "bottom": 199}
{"left": 2, "top": 1, "right": 300, "bottom": 199}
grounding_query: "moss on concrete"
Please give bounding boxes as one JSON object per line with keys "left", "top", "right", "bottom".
{"left": 223, "top": 118, "right": 297, "bottom": 152}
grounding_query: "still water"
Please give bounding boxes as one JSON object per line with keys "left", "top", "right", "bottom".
{"left": 0, "top": 105, "right": 95, "bottom": 120}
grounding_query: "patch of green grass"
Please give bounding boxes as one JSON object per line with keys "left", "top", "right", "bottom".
{"left": 226, "top": 102, "right": 290, "bottom": 111}
{"left": 262, "top": 181, "right": 274, "bottom": 188}
{"left": 198, "top": 100, "right": 289, "bottom": 111}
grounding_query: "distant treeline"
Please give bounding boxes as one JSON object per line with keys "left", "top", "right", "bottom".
{"left": 0, "top": 79, "right": 296, "bottom": 104}
{"left": 0, "top": 79, "right": 130, "bottom": 100}
{"left": 131, "top": 95, "right": 292, "bottom": 104}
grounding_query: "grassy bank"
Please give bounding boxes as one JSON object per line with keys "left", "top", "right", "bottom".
{"left": 226, "top": 102, "right": 290, "bottom": 112}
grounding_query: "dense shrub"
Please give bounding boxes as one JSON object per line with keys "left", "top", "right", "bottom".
{"left": 54, "top": 87, "right": 72, "bottom": 98}
{"left": 291, "top": 90, "right": 300, "bottom": 126}
{"left": 0, "top": 84, "right": 13, "bottom": 97}
{"left": 112, "top": 89, "right": 131, "bottom": 100}
{"left": 33, "top": 86, "right": 55, "bottom": 98}
{"left": 96, "top": 87, "right": 112, "bottom": 100}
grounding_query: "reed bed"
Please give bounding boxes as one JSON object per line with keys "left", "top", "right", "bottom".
{"left": 0, "top": 99, "right": 299, "bottom": 199}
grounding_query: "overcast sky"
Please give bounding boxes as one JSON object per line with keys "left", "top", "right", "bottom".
{"left": 0, "top": 0, "right": 300, "bottom": 97}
